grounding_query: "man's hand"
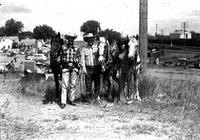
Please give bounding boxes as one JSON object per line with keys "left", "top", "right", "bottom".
{"left": 116, "top": 70, "right": 120, "bottom": 78}
{"left": 82, "top": 68, "right": 87, "bottom": 75}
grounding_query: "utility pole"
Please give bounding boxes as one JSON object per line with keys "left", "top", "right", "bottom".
{"left": 155, "top": 24, "right": 158, "bottom": 36}
{"left": 139, "top": 0, "right": 148, "bottom": 73}
{"left": 181, "top": 22, "right": 188, "bottom": 50}
{"left": 183, "top": 22, "right": 186, "bottom": 50}
{"left": 160, "top": 29, "right": 164, "bottom": 53}
{"left": 161, "top": 29, "right": 164, "bottom": 45}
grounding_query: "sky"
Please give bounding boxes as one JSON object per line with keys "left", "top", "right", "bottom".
{"left": 1, "top": 0, "right": 200, "bottom": 37}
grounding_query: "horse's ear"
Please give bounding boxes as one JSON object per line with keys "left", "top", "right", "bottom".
{"left": 57, "top": 32, "right": 61, "bottom": 38}
{"left": 106, "top": 39, "right": 110, "bottom": 46}
{"left": 126, "top": 35, "right": 129, "bottom": 40}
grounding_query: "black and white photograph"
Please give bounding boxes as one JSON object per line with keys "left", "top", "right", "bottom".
{"left": 1, "top": 0, "right": 200, "bottom": 139}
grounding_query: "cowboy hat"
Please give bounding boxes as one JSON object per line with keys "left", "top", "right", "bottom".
{"left": 64, "top": 33, "right": 77, "bottom": 40}
{"left": 83, "top": 33, "right": 96, "bottom": 38}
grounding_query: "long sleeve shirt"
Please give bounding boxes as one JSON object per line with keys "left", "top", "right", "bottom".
{"left": 81, "top": 42, "right": 99, "bottom": 70}
{"left": 61, "top": 44, "right": 81, "bottom": 69}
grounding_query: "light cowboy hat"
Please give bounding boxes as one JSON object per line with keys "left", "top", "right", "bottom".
{"left": 64, "top": 33, "right": 77, "bottom": 40}
{"left": 83, "top": 33, "right": 96, "bottom": 38}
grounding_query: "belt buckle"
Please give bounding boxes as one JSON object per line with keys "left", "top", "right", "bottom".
{"left": 68, "top": 63, "right": 73, "bottom": 66}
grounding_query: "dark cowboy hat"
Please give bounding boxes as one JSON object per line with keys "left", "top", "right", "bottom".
{"left": 83, "top": 33, "right": 96, "bottom": 42}
{"left": 64, "top": 33, "right": 77, "bottom": 40}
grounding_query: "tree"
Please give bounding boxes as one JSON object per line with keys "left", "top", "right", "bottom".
{"left": 98, "top": 29, "right": 121, "bottom": 44}
{"left": 33, "top": 24, "right": 56, "bottom": 40}
{"left": 0, "top": 27, "right": 6, "bottom": 36}
{"left": 4, "top": 18, "right": 24, "bottom": 36}
{"left": 191, "top": 31, "right": 200, "bottom": 40}
{"left": 80, "top": 20, "right": 101, "bottom": 35}
{"left": 18, "top": 31, "right": 35, "bottom": 40}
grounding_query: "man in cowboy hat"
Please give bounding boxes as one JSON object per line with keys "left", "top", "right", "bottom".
{"left": 81, "top": 33, "right": 101, "bottom": 104}
{"left": 60, "top": 33, "right": 81, "bottom": 108}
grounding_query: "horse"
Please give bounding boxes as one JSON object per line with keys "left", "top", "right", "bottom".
{"left": 116, "top": 35, "right": 141, "bottom": 104}
{"left": 98, "top": 36, "right": 119, "bottom": 101}
{"left": 49, "top": 32, "right": 64, "bottom": 101}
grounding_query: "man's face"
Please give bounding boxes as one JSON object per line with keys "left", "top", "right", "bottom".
{"left": 67, "top": 38, "right": 74, "bottom": 45}
{"left": 88, "top": 38, "right": 95, "bottom": 46}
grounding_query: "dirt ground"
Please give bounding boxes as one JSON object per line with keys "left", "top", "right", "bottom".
{"left": 0, "top": 72, "right": 200, "bottom": 140}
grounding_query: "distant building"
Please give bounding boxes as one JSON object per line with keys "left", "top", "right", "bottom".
{"left": 20, "top": 38, "right": 36, "bottom": 46}
{"left": 170, "top": 30, "right": 192, "bottom": 39}
{"left": 5, "top": 36, "right": 19, "bottom": 43}
{"left": 0, "top": 38, "right": 13, "bottom": 50}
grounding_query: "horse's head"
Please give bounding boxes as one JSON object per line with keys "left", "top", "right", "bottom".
{"left": 98, "top": 37, "right": 108, "bottom": 62}
{"left": 127, "top": 36, "right": 138, "bottom": 59}
{"left": 98, "top": 37, "right": 109, "bottom": 72}
{"left": 50, "top": 32, "right": 64, "bottom": 62}
{"left": 51, "top": 32, "right": 63, "bottom": 46}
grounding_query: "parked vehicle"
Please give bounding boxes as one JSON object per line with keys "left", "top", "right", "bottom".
{"left": 34, "top": 54, "right": 47, "bottom": 61}
{"left": 26, "top": 54, "right": 47, "bottom": 61}
{"left": 26, "top": 55, "right": 35, "bottom": 60}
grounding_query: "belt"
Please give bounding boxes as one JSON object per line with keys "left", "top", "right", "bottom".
{"left": 62, "top": 62, "right": 78, "bottom": 68}
{"left": 68, "top": 62, "right": 73, "bottom": 67}
{"left": 122, "top": 64, "right": 129, "bottom": 66}
{"left": 86, "top": 66, "right": 95, "bottom": 69}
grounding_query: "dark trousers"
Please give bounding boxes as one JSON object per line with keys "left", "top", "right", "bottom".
{"left": 85, "top": 65, "right": 101, "bottom": 99}
{"left": 50, "top": 62, "right": 61, "bottom": 99}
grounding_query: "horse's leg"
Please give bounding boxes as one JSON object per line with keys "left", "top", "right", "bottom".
{"left": 126, "top": 69, "right": 134, "bottom": 104}
{"left": 117, "top": 70, "right": 126, "bottom": 104}
{"left": 53, "top": 71, "right": 60, "bottom": 100}
{"left": 107, "top": 71, "right": 113, "bottom": 101}
{"left": 134, "top": 69, "right": 141, "bottom": 101}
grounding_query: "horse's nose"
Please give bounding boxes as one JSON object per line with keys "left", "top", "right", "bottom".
{"left": 128, "top": 54, "right": 133, "bottom": 58}
{"left": 128, "top": 54, "right": 135, "bottom": 59}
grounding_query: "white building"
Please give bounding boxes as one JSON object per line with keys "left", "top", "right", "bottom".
{"left": 170, "top": 30, "right": 192, "bottom": 39}
{"left": 0, "top": 38, "right": 13, "bottom": 50}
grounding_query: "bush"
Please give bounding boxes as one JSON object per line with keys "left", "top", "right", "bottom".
{"left": 18, "top": 73, "right": 47, "bottom": 96}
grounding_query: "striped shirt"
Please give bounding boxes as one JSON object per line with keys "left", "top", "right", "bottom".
{"left": 81, "top": 42, "right": 99, "bottom": 68}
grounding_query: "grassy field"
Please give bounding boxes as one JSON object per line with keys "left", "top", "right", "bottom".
{"left": 1, "top": 72, "right": 200, "bottom": 139}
